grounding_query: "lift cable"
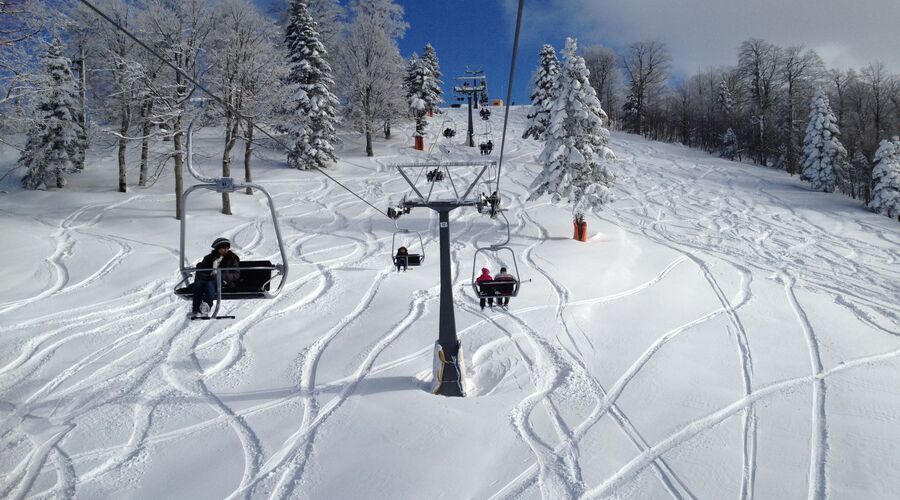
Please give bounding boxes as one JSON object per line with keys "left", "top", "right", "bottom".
{"left": 494, "top": 0, "right": 525, "bottom": 196}
{"left": 74, "top": 0, "right": 391, "bottom": 219}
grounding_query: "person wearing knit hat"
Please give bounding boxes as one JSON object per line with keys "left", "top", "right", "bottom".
{"left": 475, "top": 267, "right": 494, "bottom": 310}
{"left": 190, "top": 237, "right": 241, "bottom": 318}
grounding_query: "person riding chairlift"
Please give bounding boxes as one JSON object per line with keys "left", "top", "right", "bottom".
{"left": 476, "top": 267, "right": 494, "bottom": 310}
{"left": 191, "top": 237, "right": 240, "bottom": 319}
{"left": 395, "top": 246, "right": 409, "bottom": 272}
{"left": 494, "top": 267, "right": 516, "bottom": 307}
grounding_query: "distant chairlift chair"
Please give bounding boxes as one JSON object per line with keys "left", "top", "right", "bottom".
{"left": 392, "top": 228, "right": 425, "bottom": 269}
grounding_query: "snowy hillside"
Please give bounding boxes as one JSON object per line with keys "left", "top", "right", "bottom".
{"left": 1, "top": 107, "right": 898, "bottom": 499}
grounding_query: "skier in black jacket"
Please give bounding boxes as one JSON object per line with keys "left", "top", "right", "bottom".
{"left": 191, "top": 237, "right": 240, "bottom": 318}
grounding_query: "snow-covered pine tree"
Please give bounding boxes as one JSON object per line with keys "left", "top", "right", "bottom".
{"left": 621, "top": 92, "right": 642, "bottom": 135}
{"left": 285, "top": 0, "right": 339, "bottom": 170}
{"left": 405, "top": 53, "right": 430, "bottom": 137}
{"left": 403, "top": 52, "right": 419, "bottom": 99}
{"left": 421, "top": 43, "right": 443, "bottom": 114}
{"left": 522, "top": 44, "right": 559, "bottom": 140}
{"left": 529, "top": 37, "right": 616, "bottom": 218}
{"left": 801, "top": 89, "right": 848, "bottom": 192}
{"left": 716, "top": 79, "right": 734, "bottom": 117}
{"left": 721, "top": 128, "right": 738, "bottom": 160}
{"left": 20, "top": 38, "right": 87, "bottom": 190}
{"left": 869, "top": 137, "right": 900, "bottom": 220}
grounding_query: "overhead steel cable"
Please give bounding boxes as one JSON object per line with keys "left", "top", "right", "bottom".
{"left": 73, "top": 0, "right": 391, "bottom": 219}
{"left": 495, "top": 0, "right": 525, "bottom": 196}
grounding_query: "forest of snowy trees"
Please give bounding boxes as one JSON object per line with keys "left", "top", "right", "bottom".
{"left": 0, "top": 0, "right": 440, "bottom": 214}
{"left": 577, "top": 38, "right": 900, "bottom": 213}
{"left": 2, "top": 1, "right": 899, "bottom": 220}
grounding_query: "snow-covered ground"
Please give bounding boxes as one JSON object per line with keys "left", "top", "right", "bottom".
{"left": 0, "top": 107, "right": 898, "bottom": 499}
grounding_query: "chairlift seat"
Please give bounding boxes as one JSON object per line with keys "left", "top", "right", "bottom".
{"left": 176, "top": 260, "right": 275, "bottom": 300}
{"left": 394, "top": 254, "right": 423, "bottom": 267}
{"left": 476, "top": 279, "right": 518, "bottom": 298}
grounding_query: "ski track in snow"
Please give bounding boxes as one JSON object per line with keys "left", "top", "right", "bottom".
{"left": 1, "top": 112, "right": 898, "bottom": 498}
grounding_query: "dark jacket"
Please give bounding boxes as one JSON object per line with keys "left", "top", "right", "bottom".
{"left": 197, "top": 251, "right": 240, "bottom": 283}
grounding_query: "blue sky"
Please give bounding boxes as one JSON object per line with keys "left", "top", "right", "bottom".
{"left": 396, "top": 1, "right": 538, "bottom": 106}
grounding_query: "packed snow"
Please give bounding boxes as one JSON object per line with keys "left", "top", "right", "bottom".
{"left": 0, "top": 107, "right": 898, "bottom": 499}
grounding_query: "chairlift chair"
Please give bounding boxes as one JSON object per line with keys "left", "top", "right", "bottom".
{"left": 173, "top": 123, "right": 289, "bottom": 319}
{"left": 480, "top": 107, "right": 491, "bottom": 120}
{"left": 471, "top": 246, "right": 521, "bottom": 299}
{"left": 471, "top": 210, "right": 522, "bottom": 299}
{"left": 392, "top": 228, "right": 425, "bottom": 268}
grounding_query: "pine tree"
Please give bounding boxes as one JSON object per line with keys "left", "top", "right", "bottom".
{"left": 621, "top": 92, "right": 642, "bottom": 135}
{"left": 20, "top": 39, "right": 87, "bottom": 190}
{"left": 285, "top": 0, "right": 339, "bottom": 170}
{"left": 529, "top": 38, "right": 616, "bottom": 217}
{"left": 801, "top": 89, "right": 848, "bottom": 192}
{"left": 421, "top": 43, "right": 443, "bottom": 114}
{"left": 522, "top": 44, "right": 559, "bottom": 140}
{"left": 721, "top": 128, "right": 738, "bottom": 161}
{"left": 405, "top": 53, "right": 430, "bottom": 137}
{"left": 403, "top": 52, "right": 420, "bottom": 99}
{"left": 716, "top": 79, "right": 734, "bottom": 117}
{"left": 869, "top": 137, "right": 900, "bottom": 220}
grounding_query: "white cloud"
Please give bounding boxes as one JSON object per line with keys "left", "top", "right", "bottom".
{"left": 517, "top": 0, "right": 900, "bottom": 74}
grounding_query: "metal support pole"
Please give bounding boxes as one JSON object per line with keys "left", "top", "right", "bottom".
{"left": 433, "top": 206, "right": 465, "bottom": 397}
{"left": 467, "top": 94, "right": 475, "bottom": 148}
{"left": 437, "top": 208, "right": 457, "bottom": 354}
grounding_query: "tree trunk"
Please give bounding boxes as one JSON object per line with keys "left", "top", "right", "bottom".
{"left": 221, "top": 114, "right": 238, "bottom": 215}
{"left": 78, "top": 40, "right": 87, "bottom": 163}
{"left": 383, "top": 118, "right": 391, "bottom": 139}
{"left": 365, "top": 127, "right": 373, "bottom": 157}
{"left": 139, "top": 101, "right": 152, "bottom": 186}
{"left": 244, "top": 118, "right": 254, "bottom": 195}
{"left": 118, "top": 90, "right": 130, "bottom": 193}
{"left": 118, "top": 137, "right": 127, "bottom": 193}
{"left": 173, "top": 117, "right": 184, "bottom": 220}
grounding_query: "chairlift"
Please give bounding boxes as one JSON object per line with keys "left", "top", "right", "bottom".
{"left": 426, "top": 168, "right": 445, "bottom": 182}
{"left": 392, "top": 228, "right": 425, "bottom": 268}
{"left": 174, "top": 122, "right": 289, "bottom": 319}
{"left": 479, "top": 139, "right": 494, "bottom": 155}
{"left": 443, "top": 127, "right": 456, "bottom": 139}
{"left": 471, "top": 247, "right": 521, "bottom": 299}
{"left": 479, "top": 107, "right": 491, "bottom": 121}
{"left": 471, "top": 211, "right": 523, "bottom": 299}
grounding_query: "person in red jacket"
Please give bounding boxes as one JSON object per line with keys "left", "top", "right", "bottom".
{"left": 476, "top": 267, "right": 494, "bottom": 310}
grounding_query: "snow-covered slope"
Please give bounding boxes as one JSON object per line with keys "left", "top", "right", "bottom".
{"left": 0, "top": 107, "right": 898, "bottom": 499}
